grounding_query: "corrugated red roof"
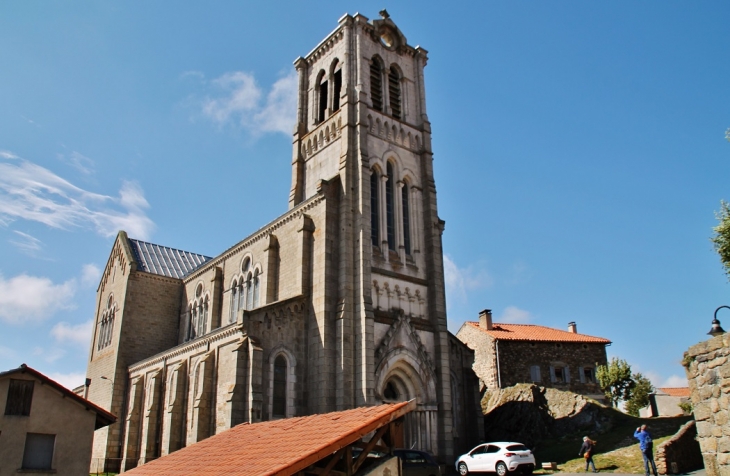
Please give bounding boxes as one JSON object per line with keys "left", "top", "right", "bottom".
{"left": 465, "top": 321, "right": 611, "bottom": 344}
{"left": 659, "top": 387, "right": 690, "bottom": 397}
{"left": 123, "top": 401, "right": 414, "bottom": 476}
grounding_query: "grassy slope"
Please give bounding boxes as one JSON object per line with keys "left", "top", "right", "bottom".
{"left": 530, "top": 405, "right": 691, "bottom": 474}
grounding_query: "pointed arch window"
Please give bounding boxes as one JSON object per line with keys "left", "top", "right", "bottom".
{"left": 253, "top": 269, "right": 261, "bottom": 308}
{"left": 272, "top": 355, "right": 287, "bottom": 417}
{"left": 371, "top": 170, "right": 380, "bottom": 247}
{"left": 386, "top": 162, "right": 396, "bottom": 251}
{"left": 246, "top": 272, "right": 254, "bottom": 310}
{"left": 97, "top": 295, "right": 116, "bottom": 351}
{"left": 230, "top": 279, "right": 239, "bottom": 323}
{"left": 188, "top": 304, "right": 197, "bottom": 340}
{"left": 317, "top": 71, "right": 328, "bottom": 123}
{"left": 389, "top": 66, "right": 401, "bottom": 120}
{"left": 402, "top": 182, "right": 411, "bottom": 255}
{"left": 370, "top": 58, "right": 383, "bottom": 112}
{"left": 196, "top": 298, "right": 208, "bottom": 336}
{"left": 332, "top": 61, "right": 342, "bottom": 112}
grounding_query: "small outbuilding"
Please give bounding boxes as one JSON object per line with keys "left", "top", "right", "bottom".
{"left": 0, "top": 364, "right": 116, "bottom": 476}
{"left": 639, "top": 387, "right": 691, "bottom": 417}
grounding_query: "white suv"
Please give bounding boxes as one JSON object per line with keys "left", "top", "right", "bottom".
{"left": 456, "top": 442, "right": 535, "bottom": 476}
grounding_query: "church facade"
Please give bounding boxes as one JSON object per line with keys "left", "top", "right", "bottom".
{"left": 85, "top": 12, "right": 482, "bottom": 471}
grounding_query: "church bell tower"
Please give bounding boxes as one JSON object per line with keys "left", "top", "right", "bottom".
{"left": 289, "top": 11, "right": 455, "bottom": 459}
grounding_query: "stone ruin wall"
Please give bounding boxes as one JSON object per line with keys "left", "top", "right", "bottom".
{"left": 684, "top": 332, "right": 730, "bottom": 476}
{"left": 655, "top": 420, "right": 703, "bottom": 475}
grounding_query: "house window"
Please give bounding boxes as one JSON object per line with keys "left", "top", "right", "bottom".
{"left": 5, "top": 379, "right": 34, "bottom": 416}
{"left": 580, "top": 367, "right": 595, "bottom": 383}
{"left": 529, "top": 365, "right": 541, "bottom": 383}
{"left": 385, "top": 162, "right": 395, "bottom": 251}
{"left": 22, "top": 433, "right": 55, "bottom": 471}
{"left": 550, "top": 364, "right": 571, "bottom": 383}
{"left": 370, "top": 170, "right": 380, "bottom": 246}
{"left": 272, "top": 355, "right": 287, "bottom": 417}
{"left": 388, "top": 66, "right": 401, "bottom": 119}
{"left": 370, "top": 58, "right": 383, "bottom": 111}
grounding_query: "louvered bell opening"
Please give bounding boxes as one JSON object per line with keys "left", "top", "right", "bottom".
{"left": 389, "top": 68, "right": 401, "bottom": 119}
{"left": 370, "top": 62, "right": 383, "bottom": 111}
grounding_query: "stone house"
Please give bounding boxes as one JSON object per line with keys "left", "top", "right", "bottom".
{"left": 639, "top": 387, "right": 690, "bottom": 417}
{"left": 0, "top": 364, "right": 116, "bottom": 476}
{"left": 456, "top": 310, "right": 610, "bottom": 401}
{"left": 83, "top": 11, "right": 482, "bottom": 472}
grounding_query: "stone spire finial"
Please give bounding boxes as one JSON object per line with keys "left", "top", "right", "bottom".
{"left": 379, "top": 9, "right": 390, "bottom": 19}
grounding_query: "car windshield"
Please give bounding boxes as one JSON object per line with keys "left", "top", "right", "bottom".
{"left": 506, "top": 444, "right": 528, "bottom": 451}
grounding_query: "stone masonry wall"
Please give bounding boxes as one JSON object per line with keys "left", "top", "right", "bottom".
{"left": 498, "top": 340, "right": 607, "bottom": 398}
{"left": 684, "top": 332, "right": 730, "bottom": 476}
{"left": 656, "top": 420, "right": 703, "bottom": 475}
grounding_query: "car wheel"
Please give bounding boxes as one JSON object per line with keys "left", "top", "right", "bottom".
{"left": 496, "top": 461, "right": 509, "bottom": 476}
{"left": 458, "top": 462, "right": 469, "bottom": 475}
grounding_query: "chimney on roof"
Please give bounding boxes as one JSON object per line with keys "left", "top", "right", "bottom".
{"left": 479, "top": 309, "right": 493, "bottom": 330}
{"left": 568, "top": 321, "right": 577, "bottom": 333}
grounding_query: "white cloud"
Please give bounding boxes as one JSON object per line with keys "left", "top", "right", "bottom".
{"left": 0, "top": 153, "right": 155, "bottom": 240}
{"left": 498, "top": 306, "right": 533, "bottom": 323}
{"left": 33, "top": 346, "right": 66, "bottom": 363}
{"left": 9, "top": 230, "right": 43, "bottom": 255}
{"left": 0, "top": 273, "right": 76, "bottom": 324}
{"left": 660, "top": 375, "right": 688, "bottom": 388}
{"left": 200, "top": 70, "right": 297, "bottom": 135}
{"left": 0, "top": 150, "right": 20, "bottom": 160}
{"left": 47, "top": 371, "right": 86, "bottom": 391}
{"left": 81, "top": 264, "right": 101, "bottom": 287}
{"left": 51, "top": 319, "right": 93, "bottom": 346}
{"left": 58, "top": 151, "right": 95, "bottom": 175}
{"left": 444, "top": 254, "right": 493, "bottom": 305}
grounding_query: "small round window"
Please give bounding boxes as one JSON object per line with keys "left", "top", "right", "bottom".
{"left": 195, "top": 283, "right": 203, "bottom": 298}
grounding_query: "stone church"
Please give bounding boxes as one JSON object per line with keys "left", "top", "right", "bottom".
{"left": 84, "top": 11, "right": 482, "bottom": 471}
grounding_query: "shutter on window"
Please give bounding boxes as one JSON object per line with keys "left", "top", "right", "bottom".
{"left": 536, "top": 366, "right": 542, "bottom": 382}
{"left": 549, "top": 366, "right": 556, "bottom": 383}
{"left": 579, "top": 367, "right": 585, "bottom": 383}
{"left": 565, "top": 366, "right": 571, "bottom": 383}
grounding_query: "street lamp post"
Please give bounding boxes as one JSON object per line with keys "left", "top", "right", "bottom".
{"left": 708, "top": 306, "right": 729, "bottom": 337}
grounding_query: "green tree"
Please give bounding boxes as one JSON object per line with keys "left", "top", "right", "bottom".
{"left": 712, "top": 200, "right": 730, "bottom": 280}
{"left": 624, "top": 373, "right": 654, "bottom": 416}
{"left": 596, "top": 357, "right": 636, "bottom": 408}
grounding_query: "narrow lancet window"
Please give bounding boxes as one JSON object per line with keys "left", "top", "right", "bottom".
{"left": 389, "top": 66, "right": 401, "bottom": 119}
{"left": 402, "top": 184, "right": 411, "bottom": 255}
{"left": 333, "top": 66, "right": 342, "bottom": 111}
{"left": 273, "top": 355, "right": 287, "bottom": 417}
{"left": 386, "top": 163, "right": 395, "bottom": 250}
{"left": 371, "top": 171, "right": 380, "bottom": 246}
{"left": 370, "top": 59, "right": 383, "bottom": 111}
{"left": 318, "top": 78, "right": 328, "bottom": 122}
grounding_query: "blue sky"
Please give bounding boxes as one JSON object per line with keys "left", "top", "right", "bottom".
{"left": 1, "top": 1, "right": 729, "bottom": 392}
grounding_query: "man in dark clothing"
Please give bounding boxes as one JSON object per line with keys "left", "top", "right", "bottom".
{"left": 634, "top": 424, "right": 658, "bottom": 476}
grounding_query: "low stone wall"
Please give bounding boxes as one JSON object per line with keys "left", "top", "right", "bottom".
{"left": 684, "top": 332, "right": 730, "bottom": 476}
{"left": 655, "top": 420, "right": 703, "bottom": 474}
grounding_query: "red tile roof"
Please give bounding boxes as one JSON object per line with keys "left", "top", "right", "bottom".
{"left": 659, "top": 387, "right": 690, "bottom": 397}
{"left": 0, "top": 364, "right": 116, "bottom": 429}
{"left": 123, "top": 401, "right": 415, "bottom": 476}
{"left": 465, "top": 321, "right": 611, "bottom": 344}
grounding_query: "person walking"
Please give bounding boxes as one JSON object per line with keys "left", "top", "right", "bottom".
{"left": 579, "top": 436, "right": 598, "bottom": 473}
{"left": 634, "top": 424, "right": 658, "bottom": 476}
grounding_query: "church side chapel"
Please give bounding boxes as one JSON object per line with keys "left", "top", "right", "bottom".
{"left": 84, "top": 11, "right": 482, "bottom": 471}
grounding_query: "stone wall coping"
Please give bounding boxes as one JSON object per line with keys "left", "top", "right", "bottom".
{"left": 687, "top": 333, "right": 730, "bottom": 358}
